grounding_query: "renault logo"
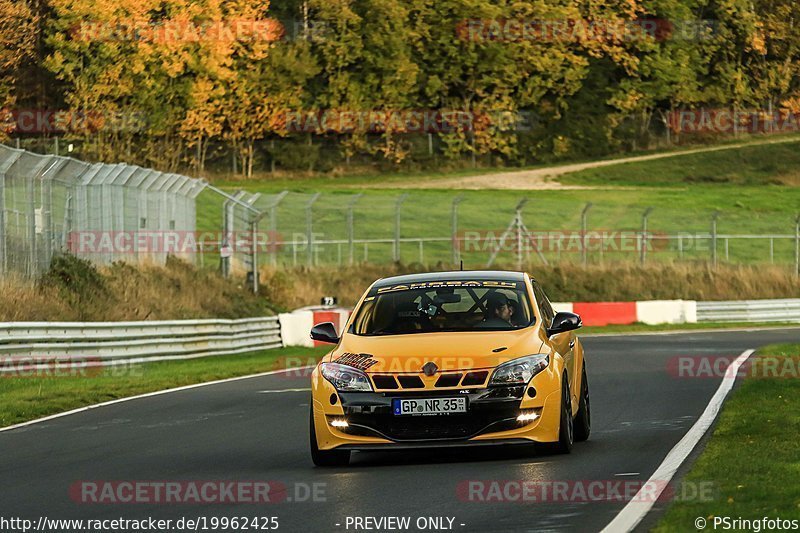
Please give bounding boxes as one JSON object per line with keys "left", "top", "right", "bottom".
{"left": 422, "top": 362, "right": 438, "bottom": 376}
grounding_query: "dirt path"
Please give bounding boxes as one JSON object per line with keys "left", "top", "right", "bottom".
{"left": 373, "top": 136, "right": 800, "bottom": 190}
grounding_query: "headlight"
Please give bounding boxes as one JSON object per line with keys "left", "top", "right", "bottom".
{"left": 320, "top": 363, "right": 373, "bottom": 392}
{"left": 489, "top": 354, "right": 549, "bottom": 386}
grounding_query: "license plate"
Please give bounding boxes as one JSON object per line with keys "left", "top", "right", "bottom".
{"left": 392, "top": 397, "right": 467, "bottom": 416}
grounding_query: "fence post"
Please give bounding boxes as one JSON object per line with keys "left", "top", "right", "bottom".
{"left": 795, "top": 214, "right": 799, "bottom": 278}
{"left": 269, "top": 191, "right": 288, "bottom": 267}
{"left": 641, "top": 207, "right": 653, "bottom": 266}
{"left": 42, "top": 171, "right": 53, "bottom": 269}
{"left": 306, "top": 192, "right": 321, "bottom": 266}
{"left": 347, "top": 193, "right": 362, "bottom": 265}
{"left": 451, "top": 194, "right": 464, "bottom": 266}
{"left": 394, "top": 193, "right": 409, "bottom": 262}
{"left": 711, "top": 211, "right": 720, "bottom": 269}
{"left": 770, "top": 238, "right": 774, "bottom": 264}
{"left": 221, "top": 197, "right": 232, "bottom": 277}
{"left": 27, "top": 170, "right": 36, "bottom": 276}
{"left": 581, "top": 203, "right": 593, "bottom": 267}
{"left": 0, "top": 151, "right": 23, "bottom": 275}
{"left": 251, "top": 220, "right": 259, "bottom": 294}
{"left": 515, "top": 199, "right": 528, "bottom": 271}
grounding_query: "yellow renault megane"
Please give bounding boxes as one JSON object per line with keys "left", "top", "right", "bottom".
{"left": 309, "top": 271, "right": 589, "bottom": 466}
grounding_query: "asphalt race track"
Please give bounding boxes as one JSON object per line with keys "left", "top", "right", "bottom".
{"left": 1, "top": 328, "right": 798, "bottom": 533}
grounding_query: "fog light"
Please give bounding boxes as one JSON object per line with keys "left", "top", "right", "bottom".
{"left": 517, "top": 411, "right": 540, "bottom": 423}
{"left": 329, "top": 418, "right": 349, "bottom": 428}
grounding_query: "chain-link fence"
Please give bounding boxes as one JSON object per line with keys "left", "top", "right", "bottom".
{"left": 3, "top": 143, "right": 798, "bottom": 286}
{"left": 0, "top": 144, "right": 208, "bottom": 278}
{"left": 244, "top": 191, "right": 800, "bottom": 275}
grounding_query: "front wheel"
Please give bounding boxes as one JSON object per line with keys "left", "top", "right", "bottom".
{"left": 310, "top": 407, "right": 350, "bottom": 467}
{"left": 574, "top": 363, "right": 591, "bottom": 442}
{"left": 538, "top": 374, "right": 574, "bottom": 454}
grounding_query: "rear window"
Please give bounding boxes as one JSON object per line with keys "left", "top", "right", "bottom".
{"left": 351, "top": 280, "right": 534, "bottom": 336}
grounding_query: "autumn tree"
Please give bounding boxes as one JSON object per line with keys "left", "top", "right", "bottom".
{"left": 0, "top": 0, "right": 37, "bottom": 139}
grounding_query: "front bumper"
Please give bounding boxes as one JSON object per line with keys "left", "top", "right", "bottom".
{"left": 311, "top": 368, "right": 562, "bottom": 451}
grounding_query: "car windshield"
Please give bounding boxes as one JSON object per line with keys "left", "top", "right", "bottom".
{"left": 351, "top": 280, "right": 535, "bottom": 336}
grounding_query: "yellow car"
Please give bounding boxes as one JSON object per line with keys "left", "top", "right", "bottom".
{"left": 309, "top": 271, "right": 590, "bottom": 466}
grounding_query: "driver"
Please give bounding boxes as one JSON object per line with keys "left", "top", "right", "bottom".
{"left": 482, "top": 292, "right": 513, "bottom": 327}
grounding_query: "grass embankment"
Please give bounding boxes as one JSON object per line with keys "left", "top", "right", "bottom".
{"left": 0, "top": 346, "right": 331, "bottom": 429}
{"left": 204, "top": 133, "right": 800, "bottom": 190}
{"left": 258, "top": 263, "right": 800, "bottom": 310}
{"left": 655, "top": 344, "right": 800, "bottom": 530}
{"left": 561, "top": 139, "right": 800, "bottom": 187}
{"left": 0, "top": 255, "right": 275, "bottom": 322}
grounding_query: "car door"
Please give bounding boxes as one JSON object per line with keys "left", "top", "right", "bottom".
{"left": 533, "top": 280, "right": 578, "bottom": 406}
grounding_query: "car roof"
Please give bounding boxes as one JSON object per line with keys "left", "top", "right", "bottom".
{"left": 373, "top": 270, "right": 526, "bottom": 288}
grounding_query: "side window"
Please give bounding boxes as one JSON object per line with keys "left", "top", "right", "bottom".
{"left": 532, "top": 281, "right": 555, "bottom": 328}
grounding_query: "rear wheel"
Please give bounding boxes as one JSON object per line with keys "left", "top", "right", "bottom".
{"left": 574, "top": 363, "right": 591, "bottom": 442}
{"left": 309, "top": 407, "right": 350, "bottom": 467}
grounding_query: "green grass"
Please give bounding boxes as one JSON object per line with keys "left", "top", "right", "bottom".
{"left": 561, "top": 138, "right": 800, "bottom": 187}
{"left": 655, "top": 344, "right": 800, "bottom": 530}
{"left": 0, "top": 346, "right": 330, "bottom": 429}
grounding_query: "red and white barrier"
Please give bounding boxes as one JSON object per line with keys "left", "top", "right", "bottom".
{"left": 279, "top": 300, "right": 700, "bottom": 347}
{"left": 278, "top": 306, "right": 351, "bottom": 347}
{"left": 278, "top": 311, "right": 314, "bottom": 347}
{"left": 552, "top": 300, "right": 697, "bottom": 327}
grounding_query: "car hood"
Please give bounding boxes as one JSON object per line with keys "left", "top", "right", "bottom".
{"left": 326, "top": 328, "right": 546, "bottom": 373}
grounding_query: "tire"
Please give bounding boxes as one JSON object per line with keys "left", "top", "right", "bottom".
{"left": 309, "top": 407, "right": 350, "bottom": 467}
{"left": 574, "top": 363, "right": 591, "bottom": 442}
{"left": 538, "top": 374, "right": 574, "bottom": 454}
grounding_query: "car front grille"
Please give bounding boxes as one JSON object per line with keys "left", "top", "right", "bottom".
{"left": 370, "top": 370, "right": 490, "bottom": 391}
{"left": 344, "top": 412, "right": 519, "bottom": 441}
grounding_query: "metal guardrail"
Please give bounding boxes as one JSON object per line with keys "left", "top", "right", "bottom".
{"left": 696, "top": 299, "right": 800, "bottom": 323}
{"left": 0, "top": 316, "right": 281, "bottom": 371}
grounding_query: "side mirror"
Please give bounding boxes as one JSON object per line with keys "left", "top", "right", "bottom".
{"left": 310, "top": 322, "right": 340, "bottom": 344}
{"left": 547, "top": 312, "right": 582, "bottom": 336}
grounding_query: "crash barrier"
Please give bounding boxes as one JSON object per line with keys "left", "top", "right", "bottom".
{"left": 553, "top": 298, "right": 800, "bottom": 326}
{"left": 696, "top": 299, "right": 800, "bottom": 324}
{"left": 2, "top": 299, "right": 794, "bottom": 372}
{"left": 0, "top": 317, "right": 282, "bottom": 372}
{"left": 278, "top": 299, "right": 799, "bottom": 335}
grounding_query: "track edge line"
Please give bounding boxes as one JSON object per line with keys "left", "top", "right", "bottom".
{"left": 598, "top": 348, "right": 756, "bottom": 533}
